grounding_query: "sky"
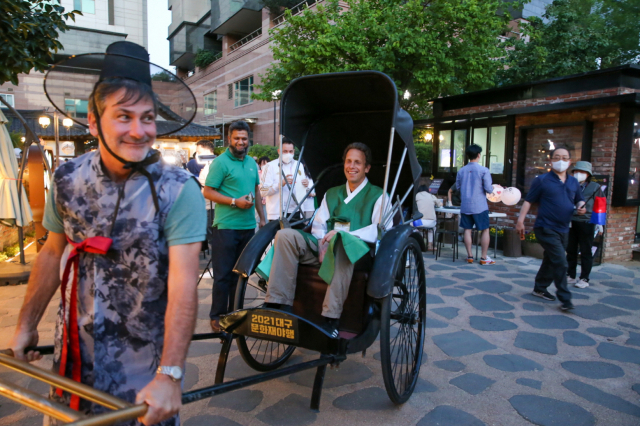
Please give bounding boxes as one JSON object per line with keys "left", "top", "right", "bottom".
{"left": 146, "top": 0, "right": 174, "bottom": 71}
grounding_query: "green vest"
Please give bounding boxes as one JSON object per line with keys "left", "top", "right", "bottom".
{"left": 325, "top": 181, "right": 384, "bottom": 232}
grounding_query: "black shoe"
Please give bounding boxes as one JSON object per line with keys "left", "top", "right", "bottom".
{"left": 264, "top": 302, "right": 280, "bottom": 309}
{"left": 560, "top": 303, "right": 575, "bottom": 311}
{"left": 532, "top": 290, "right": 556, "bottom": 301}
{"left": 320, "top": 317, "right": 340, "bottom": 339}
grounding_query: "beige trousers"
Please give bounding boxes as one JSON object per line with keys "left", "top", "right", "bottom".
{"left": 265, "top": 229, "right": 355, "bottom": 318}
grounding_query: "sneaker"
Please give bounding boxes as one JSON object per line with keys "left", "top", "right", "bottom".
{"left": 320, "top": 318, "right": 340, "bottom": 339}
{"left": 560, "top": 303, "right": 575, "bottom": 311}
{"left": 466, "top": 256, "right": 474, "bottom": 264}
{"left": 567, "top": 276, "right": 577, "bottom": 284}
{"left": 574, "top": 278, "right": 589, "bottom": 288}
{"left": 532, "top": 290, "right": 556, "bottom": 301}
{"left": 480, "top": 256, "right": 496, "bottom": 265}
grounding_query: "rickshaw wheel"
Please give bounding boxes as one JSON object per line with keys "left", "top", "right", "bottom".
{"left": 234, "top": 241, "right": 295, "bottom": 371}
{"left": 380, "top": 237, "right": 426, "bottom": 404}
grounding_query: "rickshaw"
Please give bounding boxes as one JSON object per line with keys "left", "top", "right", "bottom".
{"left": 0, "top": 71, "right": 427, "bottom": 424}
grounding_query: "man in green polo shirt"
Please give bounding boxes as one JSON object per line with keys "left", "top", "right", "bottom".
{"left": 203, "top": 121, "right": 266, "bottom": 331}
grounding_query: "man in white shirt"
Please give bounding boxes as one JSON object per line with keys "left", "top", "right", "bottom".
{"left": 260, "top": 139, "right": 308, "bottom": 221}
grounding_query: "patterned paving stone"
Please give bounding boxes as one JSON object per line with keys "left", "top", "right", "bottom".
{"left": 184, "top": 362, "right": 199, "bottom": 391}
{"left": 469, "top": 316, "right": 518, "bottom": 331}
{"left": 520, "top": 293, "right": 556, "bottom": 304}
{"left": 599, "top": 281, "right": 633, "bottom": 290}
{"left": 586, "top": 327, "right": 623, "bottom": 338}
{"left": 635, "top": 278, "right": 640, "bottom": 285}
{"left": 469, "top": 280, "right": 513, "bottom": 294}
{"left": 415, "top": 377, "right": 438, "bottom": 393}
{"left": 197, "top": 304, "right": 212, "bottom": 320}
{"left": 208, "top": 389, "right": 263, "bottom": 412}
{"left": 465, "top": 294, "right": 515, "bottom": 312}
{"left": 289, "top": 359, "right": 373, "bottom": 388}
{"left": 572, "top": 286, "right": 602, "bottom": 294}
{"left": 333, "top": 387, "right": 394, "bottom": 411}
{"left": 523, "top": 303, "right": 544, "bottom": 312}
{"left": 503, "top": 260, "right": 526, "bottom": 266}
{"left": 563, "top": 331, "right": 596, "bottom": 347}
{"left": 450, "top": 373, "right": 496, "bottom": 395}
{"left": 512, "top": 280, "right": 534, "bottom": 288}
{"left": 500, "top": 294, "right": 520, "bottom": 302}
{"left": 571, "top": 293, "right": 590, "bottom": 300}
{"left": 427, "top": 277, "right": 457, "bottom": 288}
{"left": 597, "top": 343, "right": 640, "bottom": 365}
{"left": 563, "top": 380, "right": 640, "bottom": 418}
{"left": 426, "top": 317, "right": 449, "bottom": 328}
{"left": 509, "top": 395, "right": 595, "bottom": 426}
{"left": 430, "top": 264, "right": 456, "bottom": 272}
{"left": 561, "top": 361, "right": 625, "bottom": 379}
{"left": 183, "top": 415, "right": 243, "bottom": 426}
{"left": 589, "top": 272, "right": 612, "bottom": 280}
{"left": 441, "top": 288, "right": 465, "bottom": 297}
{"left": 188, "top": 341, "right": 222, "bottom": 358}
{"left": 452, "top": 273, "right": 481, "bottom": 280}
{"left": 432, "top": 330, "right": 497, "bottom": 357}
{"left": 0, "top": 401, "right": 21, "bottom": 418}
{"left": 434, "top": 360, "right": 466, "bottom": 372}
{"left": 494, "top": 312, "right": 515, "bottom": 319}
{"left": 14, "top": 415, "right": 44, "bottom": 426}
{"left": 26, "top": 377, "right": 50, "bottom": 395}
{"left": 572, "top": 304, "right": 630, "bottom": 320}
{"left": 372, "top": 351, "right": 427, "bottom": 365}
{"left": 483, "top": 354, "right": 544, "bottom": 372}
{"left": 431, "top": 307, "right": 460, "bottom": 319}
{"left": 607, "top": 289, "right": 640, "bottom": 296}
{"left": 417, "top": 405, "right": 486, "bottom": 426}
{"left": 514, "top": 331, "right": 558, "bottom": 355}
{"left": 626, "top": 332, "right": 640, "bottom": 347}
{"left": 517, "top": 269, "right": 538, "bottom": 275}
{"left": 618, "top": 321, "right": 640, "bottom": 331}
{"left": 427, "top": 294, "right": 445, "bottom": 304}
{"left": 600, "top": 267, "right": 636, "bottom": 278}
{"left": 496, "top": 273, "right": 528, "bottom": 279}
{"left": 456, "top": 285, "right": 474, "bottom": 290}
{"left": 521, "top": 315, "right": 579, "bottom": 330}
{"left": 487, "top": 264, "right": 509, "bottom": 272}
{"left": 599, "top": 296, "right": 640, "bottom": 311}
{"left": 633, "top": 384, "right": 640, "bottom": 396}
{"left": 516, "top": 378, "right": 542, "bottom": 390}
{"left": 256, "top": 394, "right": 317, "bottom": 426}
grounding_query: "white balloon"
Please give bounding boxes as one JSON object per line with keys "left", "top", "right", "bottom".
{"left": 501, "top": 187, "right": 522, "bottom": 206}
{"left": 486, "top": 184, "right": 504, "bottom": 203}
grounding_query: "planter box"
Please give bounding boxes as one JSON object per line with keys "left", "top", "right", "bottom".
{"left": 522, "top": 241, "right": 544, "bottom": 259}
{"left": 489, "top": 235, "right": 503, "bottom": 251}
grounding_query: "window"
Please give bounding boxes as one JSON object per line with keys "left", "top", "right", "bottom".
{"left": 74, "top": 0, "right": 95, "bottom": 14}
{"left": 65, "top": 98, "right": 89, "bottom": 119}
{"left": 472, "top": 125, "right": 507, "bottom": 174}
{"left": 234, "top": 76, "right": 253, "bottom": 107}
{"left": 204, "top": 91, "right": 217, "bottom": 115}
{"left": 0, "top": 94, "right": 14, "bottom": 108}
{"left": 437, "top": 129, "right": 466, "bottom": 173}
{"left": 228, "top": 84, "right": 233, "bottom": 100}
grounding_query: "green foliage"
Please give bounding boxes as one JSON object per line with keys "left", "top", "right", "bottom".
{"left": 194, "top": 49, "right": 219, "bottom": 69}
{"left": 213, "top": 146, "right": 227, "bottom": 156}
{"left": 10, "top": 130, "right": 24, "bottom": 149}
{"left": 3, "top": 244, "right": 19, "bottom": 258}
{"left": 261, "top": 0, "right": 300, "bottom": 12}
{"left": 24, "top": 228, "right": 35, "bottom": 238}
{"left": 414, "top": 143, "right": 432, "bottom": 175}
{"left": 0, "top": 0, "right": 80, "bottom": 85}
{"left": 254, "top": 0, "right": 511, "bottom": 119}
{"left": 248, "top": 144, "right": 279, "bottom": 160}
{"left": 498, "top": 0, "right": 640, "bottom": 85}
{"left": 524, "top": 232, "right": 538, "bottom": 243}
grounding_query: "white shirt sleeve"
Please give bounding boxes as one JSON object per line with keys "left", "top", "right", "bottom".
{"left": 348, "top": 194, "right": 391, "bottom": 243}
{"left": 260, "top": 162, "right": 280, "bottom": 198}
{"left": 311, "top": 195, "right": 329, "bottom": 240}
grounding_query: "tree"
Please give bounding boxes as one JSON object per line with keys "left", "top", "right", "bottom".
{"left": 498, "top": 0, "right": 640, "bottom": 86}
{"left": 254, "top": 0, "right": 512, "bottom": 119}
{"left": 1, "top": 0, "right": 80, "bottom": 85}
{"left": 260, "top": 0, "right": 300, "bottom": 12}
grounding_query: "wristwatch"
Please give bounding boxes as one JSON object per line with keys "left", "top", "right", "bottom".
{"left": 157, "top": 366, "right": 183, "bottom": 382}
{"left": 230, "top": 198, "right": 236, "bottom": 208}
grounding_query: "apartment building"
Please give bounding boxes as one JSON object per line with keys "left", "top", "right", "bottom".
{"left": 0, "top": 0, "right": 148, "bottom": 112}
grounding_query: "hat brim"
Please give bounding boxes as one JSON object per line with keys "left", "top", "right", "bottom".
{"left": 44, "top": 53, "right": 197, "bottom": 136}
{"left": 572, "top": 167, "right": 592, "bottom": 175}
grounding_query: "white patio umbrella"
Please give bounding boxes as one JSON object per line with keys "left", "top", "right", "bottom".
{"left": 0, "top": 108, "right": 33, "bottom": 227}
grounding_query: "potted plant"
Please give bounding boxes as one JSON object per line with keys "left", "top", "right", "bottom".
{"left": 489, "top": 228, "right": 504, "bottom": 251}
{"left": 522, "top": 232, "right": 544, "bottom": 259}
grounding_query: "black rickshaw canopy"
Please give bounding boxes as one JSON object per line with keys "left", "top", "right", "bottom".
{"left": 280, "top": 71, "right": 422, "bottom": 220}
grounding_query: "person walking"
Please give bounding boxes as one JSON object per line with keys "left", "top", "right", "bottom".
{"left": 566, "top": 161, "right": 603, "bottom": 288}
{"left": 8, "top": 41, "right": 206, "bottom": 425}
{"left": 516, "top": 147, "right": 586, "bottom": 311}
{"left": 203, "top": 121, "right": 266, "bottom": 332}
{"left": 456, "top": 144, "right": 495, "bottom": 264}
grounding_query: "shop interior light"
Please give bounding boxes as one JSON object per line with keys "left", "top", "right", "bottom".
{"left": 424, "top": 133, "right": 433, "bottom": 141}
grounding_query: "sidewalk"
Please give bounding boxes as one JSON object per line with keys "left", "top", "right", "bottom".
{"left": 0, "top": 240, "right": 37, "bottom": 286}
{"left": 1, "top": 250, "right": 639, "bottom": 426}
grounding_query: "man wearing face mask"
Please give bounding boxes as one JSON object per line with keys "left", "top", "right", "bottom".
{"left": 516, "top": 147, "right": 586, "bottom": 311}
{"left": 260, "top": 138, "right": 308, "bottom": 221}
{"left": 566, "top": 161, "right": 603, "bottom": 288}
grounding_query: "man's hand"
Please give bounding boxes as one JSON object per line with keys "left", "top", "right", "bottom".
{"left": 282, "top": 174, "right": 293, "bottom": 186}
{"left": 301, "top": 178, "right": 309, "bottom": 187}
{"left": 515, "top": 222, "right": 525, "bottom": 239}
{"left": 321, "top": 230, "right": 338, "bottom": 246}
{"left": 8, "top": 328, "right": 41, "bottom": 362}
{"left": 235, "top": 195, "right": 254, "bottom": 209}
{"left": 136, "top": 375, "right": 182, "bottom": 426}
{"left": 576, "top": 207, "right": 587, "bottom": 215}
{"left": 259, "top": 218, "right": 266, "bottom": 228}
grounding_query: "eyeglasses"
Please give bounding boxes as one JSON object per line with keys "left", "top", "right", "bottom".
{"left": 551, "top": 156, "right": 570, "bottom": 161}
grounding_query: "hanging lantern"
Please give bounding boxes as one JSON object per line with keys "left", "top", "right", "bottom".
{"left": 501, "top": 187, "right": 522, "bottom": 206}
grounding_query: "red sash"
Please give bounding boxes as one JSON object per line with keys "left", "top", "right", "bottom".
{"left": 56, "top": 236, "right": 112, "bottom": 410}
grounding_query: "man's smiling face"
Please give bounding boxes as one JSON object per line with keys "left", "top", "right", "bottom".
{"left": 344, "top": 148, "right": 370, "bottom": 188}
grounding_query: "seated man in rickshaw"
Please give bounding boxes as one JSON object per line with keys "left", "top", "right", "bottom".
{"left": 264, "top": 143, "right": 391, "bottom": 337}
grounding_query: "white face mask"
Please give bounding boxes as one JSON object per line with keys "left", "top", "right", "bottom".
{"left": 552, "top": 160, "right": 570, "bottom": 173}
{"left": 574, "top": 172, "right": 588, "bottom": 183}
{"left": 282, "top": 153, "right": 294, "bottom": 164}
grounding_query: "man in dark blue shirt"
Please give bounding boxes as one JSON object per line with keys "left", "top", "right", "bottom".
{"left": 516, "top": 147, "right": 586, "bottom": 311}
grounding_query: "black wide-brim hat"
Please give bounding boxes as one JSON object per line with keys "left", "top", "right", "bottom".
{"left": 44, "top": 41, "right": 196, "bottom": 136}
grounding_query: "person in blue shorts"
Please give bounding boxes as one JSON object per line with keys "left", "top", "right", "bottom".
{"left": 456, "top": 144, "right": 495, "bottom": 265}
